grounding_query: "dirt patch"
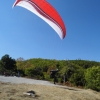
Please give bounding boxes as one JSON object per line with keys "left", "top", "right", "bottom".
{"left": 0, "top": 82, "right": 100, "bottom": 100}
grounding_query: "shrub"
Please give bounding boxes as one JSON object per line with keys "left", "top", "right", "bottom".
{"left": 85, "top": 66, "right": 100, "bottom": 91}
{"left": 69, "top": 68, "right": 85, "bottom": 86}
{"left": 25, "top": 66, "right": 44, "bottom": 80}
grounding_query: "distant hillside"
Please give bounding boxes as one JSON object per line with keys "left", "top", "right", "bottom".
{"left": 16, "top": 58, "right": 100, "bottom": 91}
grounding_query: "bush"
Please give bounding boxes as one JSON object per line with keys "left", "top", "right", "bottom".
{"left": 69, "top": 68, "right": 85, "bottom": 86}
{"left": 43, "top": 72, "right": 53, "bottom": 81}
{"left": 25, "top": 66, "right": 44, "bottom": 80}
{"left": 85, "top": 66, "right": 100, "bottom": 91}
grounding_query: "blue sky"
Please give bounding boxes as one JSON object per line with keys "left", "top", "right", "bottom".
{"left": 0, "top": 0, "right": 100, "bottom": 61}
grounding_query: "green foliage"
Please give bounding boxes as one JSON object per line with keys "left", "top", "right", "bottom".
{"left": 85, "top": 66, "right": 100, "bottom": 91}
{"left": 15, "top": 58, "right": 100, "bottom": 91}
{"left": 0, "top": 54, "right": 16, "bottom": 71}
{"left": 43, "top": 72, "right": 53, "bottom": 81}
{"left": 25, "top": 66, "right": 44, "bottom": 80}
{"left": 0, "top": 61, "right": 5, "bottom": 75}
{"left": 69, "top": 68, "right": 85, "bottom": 86}
{"left": 1, "top": 54, "right": 99, "bottom": 91}
{"left": 70, "top": 60, "right": 100, "bottom": 69}
{"left": 25, "top": 67, "right": 35, "bottom": 77}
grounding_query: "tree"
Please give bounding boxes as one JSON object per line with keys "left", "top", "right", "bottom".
{"left": 16, "top": 57, "right": 24, "bottom": 61}
{"left": 69, "top": 68, "right": 85, "bottom": 86}
{"left": 25, "top": 66, "right": 44, "bottom": 79}
{"left": 85, "top": 66, "right": 100, "bottom": 91}
{"left": 0, "top": 60, "right": 5, "bottom": 74}
{"left": 0, "top": 54, "right": 16, "bottom": 71}
{"left": 16, "top": 57, "right": 25, "bottom": 71}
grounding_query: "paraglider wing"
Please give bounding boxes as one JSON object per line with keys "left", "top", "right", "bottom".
{"left": 13, "top": 0, "right": 66, "bottom": 39}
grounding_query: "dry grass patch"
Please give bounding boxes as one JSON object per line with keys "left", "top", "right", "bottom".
{"left": 0, "top": 82, "right": 100, "bottom": 100}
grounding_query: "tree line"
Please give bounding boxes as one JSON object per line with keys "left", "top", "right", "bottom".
{"left": 0, "top": 54, "right": 100, "bottom": 91}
